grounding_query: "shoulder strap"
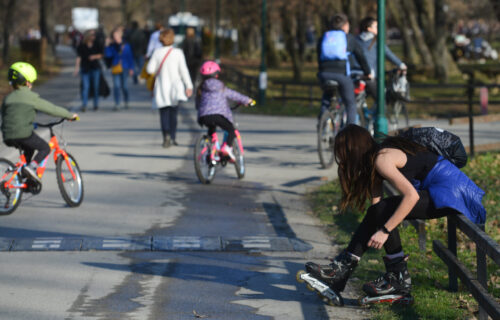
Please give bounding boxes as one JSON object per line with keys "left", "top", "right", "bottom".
{"left": 155, "top": 48, "right": 173, "bottom": 77}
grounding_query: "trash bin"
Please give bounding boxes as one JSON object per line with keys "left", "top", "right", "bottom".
{"left": 19, "top": 38, "right": 47, "bottom": 70}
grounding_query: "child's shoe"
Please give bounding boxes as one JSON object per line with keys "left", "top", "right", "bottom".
{"left": 23, "top": 162, "right": 41, "bottom": 183}
{"left": 221, "top": 144, "right": 236, "bottom": 162}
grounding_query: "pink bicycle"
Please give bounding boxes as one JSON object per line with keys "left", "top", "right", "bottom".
{"left": 193, "top": 103, "right": 253, "bottom": 184}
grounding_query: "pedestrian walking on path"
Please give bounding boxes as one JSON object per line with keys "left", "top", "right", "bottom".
{"left": 127, "top": 21, "right": 147, "bottom": 84}
{"left": 74, "top": 29, "right": 103, "bottom": 111}
{"left": 146, "top": 29, "right": 192, "bottom": 148}
{"left": 105, "top": 26, "right": 134, "bottom": 110}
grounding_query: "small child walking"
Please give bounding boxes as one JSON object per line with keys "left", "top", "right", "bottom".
{"left": 195, "top": 61, "right": 254, "bottom": 161}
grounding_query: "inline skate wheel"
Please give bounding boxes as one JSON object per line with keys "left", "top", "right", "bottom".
{"left": 296, "top": 270, "right": 306, "bottom": 283}
{"left": 306, "top": 283, "right": 315, "bottom": 291}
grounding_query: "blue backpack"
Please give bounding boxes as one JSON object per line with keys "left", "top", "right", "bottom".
{"left": 320, "top": 30, "right": 348, "bottom": 61}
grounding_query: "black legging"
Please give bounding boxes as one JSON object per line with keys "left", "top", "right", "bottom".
{"left": 4, "top": 132, "right": 51, "bottom": 164}
{"left": 347, "top": 190, "right": 459, "bottom": 256}
{"left": 198, "top": 114, "right": 236, "bottom": 146}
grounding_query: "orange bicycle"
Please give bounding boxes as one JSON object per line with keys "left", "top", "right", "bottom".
{"left": 0, "top": 118, "right": 83, "bottom": 215}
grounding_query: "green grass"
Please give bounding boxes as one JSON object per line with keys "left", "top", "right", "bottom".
{"left": 307, "top": 151, "right": 500, "bottom": 319}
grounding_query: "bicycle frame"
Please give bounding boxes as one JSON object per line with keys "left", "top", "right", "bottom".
{"left": 204, "top": 129, "right": 244, "bottom": 164}
{"left": 1, "top": 134, "right": 77, "bottom": 191}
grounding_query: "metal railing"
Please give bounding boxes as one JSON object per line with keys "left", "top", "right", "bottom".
{"left": 433, "top": 214, "right": 500, "bottom": 320}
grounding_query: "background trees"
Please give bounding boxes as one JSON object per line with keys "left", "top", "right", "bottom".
{"left": 0, "top": 0, "right": 498, "bottom": 80}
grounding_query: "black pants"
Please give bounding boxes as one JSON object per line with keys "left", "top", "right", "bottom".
{"left": 159, "top": 106, "right": 178, "bottom": 141}
{"left": 198, "top": 114, "right": 235, "bottom": 146}
{"left": 346, "top": 190, "right": 459, "bottom": 256}
{"left": 4, "top": 132, "right": 50, "bottom": 164}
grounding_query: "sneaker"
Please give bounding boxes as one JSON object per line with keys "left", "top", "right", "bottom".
{"left": 23, "top": 164, "right": 41, "bottom": 183}
{"left": 221, "top": 145, "right": 236, "bottom": 162}
{"left": 162, "top": 135, "right": 171, "bottom": 148}
{"left": 172, "top": 140, "right": 179, "bottom": 146}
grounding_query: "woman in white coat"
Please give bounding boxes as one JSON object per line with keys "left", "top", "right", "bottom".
{"left": 147, "top": 29, "right": 193, "bottom": 147}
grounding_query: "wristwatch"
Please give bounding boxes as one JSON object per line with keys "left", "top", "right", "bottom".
{"left": 380, "top": 225, "right": 391, "bottom": 234}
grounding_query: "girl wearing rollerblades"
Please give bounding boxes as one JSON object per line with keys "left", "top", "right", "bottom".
{"left": 303, "top": 124, "right": 486, "bottom": 305}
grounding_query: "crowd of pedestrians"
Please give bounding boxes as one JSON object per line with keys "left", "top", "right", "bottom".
{"left": 71, "top": 21, "right": 202, "bottom": 148}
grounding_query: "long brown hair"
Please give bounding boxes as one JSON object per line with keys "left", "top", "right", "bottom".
{"left": 334, "top": 125, "right": 427, "bottom": 211}
{"left": 334, "top": 125, "right": 378, "bottom": 211}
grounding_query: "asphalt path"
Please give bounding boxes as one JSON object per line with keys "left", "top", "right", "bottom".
{"left": 1, "top": 46, "right": 498, "bottom": 320}
{"left": 0, "top": 46, "right": 370, "bottom": 320}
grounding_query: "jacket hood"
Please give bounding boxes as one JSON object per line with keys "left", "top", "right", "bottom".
{"left": 359, "top": 31, "right": 375, "bottom": 42}
{"left": 201, "top": 78, "right": 224, "bottom": 92}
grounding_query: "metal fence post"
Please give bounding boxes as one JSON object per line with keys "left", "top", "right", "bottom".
{"left": 282, "top": 83, "right": 287, "bottom": 108}
{"left": 309, "top": 85, "right": 313, "bottom": 109}
{"left": 467, "top": 72, "right": 475, "bottom": 157}
{"left": 448, "top": 216, "right": 458, "bottom": 291}
{"left": 476, "top": 223, "right": 488, "bottom": 320}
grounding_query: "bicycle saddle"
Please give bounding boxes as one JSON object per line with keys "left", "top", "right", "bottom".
{"left": 322, "top": 80, "right": 339, "bottom": 90}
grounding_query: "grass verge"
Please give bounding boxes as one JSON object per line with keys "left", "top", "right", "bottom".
{"left": 307, "top": 151, "right": 500, "bottom": 319}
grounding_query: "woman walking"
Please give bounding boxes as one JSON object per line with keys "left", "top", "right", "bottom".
{"left": 146, "top": 29, "right": 192, "bottom": 147}
{"left": 74, "top": 29, "right": 102, "bottom": 111}
{"left": 105, "top": 27, "right": 134, "bottom": 110}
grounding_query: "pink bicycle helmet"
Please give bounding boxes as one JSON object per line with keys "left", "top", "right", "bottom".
{"left": 200, "top": 61, "right": 221, "bottom": 77}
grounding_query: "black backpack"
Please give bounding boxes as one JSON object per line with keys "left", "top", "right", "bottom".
{"left": 399, "top": 127, "right": 468, "bottom": 168}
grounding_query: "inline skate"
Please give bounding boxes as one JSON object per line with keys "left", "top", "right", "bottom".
{"left": 296, "top": 250, "right": 359, "bottom": 306}
{"left": 359, "top": 254, "right": 414, "bottom": 305}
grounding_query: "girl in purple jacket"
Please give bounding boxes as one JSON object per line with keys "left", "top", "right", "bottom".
{"left": 196, "top": 61, "right": 254, "bottom": 161}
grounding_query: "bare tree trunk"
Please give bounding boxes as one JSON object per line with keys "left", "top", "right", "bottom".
{"left": 401, "top": 0, "right": 434, "bottom": 71}
{"left": 387, "top": 0, "right": 418, "bottom": 66}
{"left": 40, "top": 0, "right": 56, "bottom": 56}
{"left": 281, "top": 2, "right": 301, "bottom": 81}
{"left": 1, "top": 0, "right": 16, "bottom": 65}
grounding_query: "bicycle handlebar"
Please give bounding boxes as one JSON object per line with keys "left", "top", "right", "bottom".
{"left": 230, "top": 99, "right": 256, "bottom": 110}
{"left": 35, "top": 117, "right": 79, "bottom": 128}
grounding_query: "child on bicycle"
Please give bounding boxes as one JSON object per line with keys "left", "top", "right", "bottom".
{"left": 1, "top": 62, "right": 78, "bottom": 183}
{"left": 195, "top": 61, "right": 254, "bottom": 162}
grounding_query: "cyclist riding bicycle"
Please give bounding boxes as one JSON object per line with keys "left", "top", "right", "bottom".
{"left": 350, "top": 16, "right": 407, "bottom": 103}
{"left": 1, "top": 62, "right": 78, "bottom": 184}
{"left": 317, "top": 13, "right": 372, "bottom": 125}
{"left": 195, "top": 61, "right": 254, "bottom": 162}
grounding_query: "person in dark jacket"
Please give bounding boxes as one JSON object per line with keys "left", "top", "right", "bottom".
{"left": 317, "top": 13, "right": 372, "bottom": 124}
{"left": 350, "top": 16, "right": 407, "bottom": 100}
{"left": 182, "top": 27, "right": 202, "bottom": 85}
{"left": 74, "top": 29, "right": 103, "bottom": 111}
{"left": 304, "top": 124, "right": 486, "bottom": 304}
{"left": 128, "top": 21, "right": 147, "bottom": 84}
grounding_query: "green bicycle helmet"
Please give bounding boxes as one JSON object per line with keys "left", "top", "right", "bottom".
{"left": 8, "top": 62, "right": 37, "bottom": 86}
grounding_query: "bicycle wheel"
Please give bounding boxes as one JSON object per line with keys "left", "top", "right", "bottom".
{"left": 0, "top": 158, "right": 23, "bottom": 215}
{"left": 387, "top": 100, "right": 409, "bottom": 132}
{"left": 56, "top": 153, "right": 84, "bottom": 207}
{"left": 232, "top": 138, "right": 245, "bottom": 179}
{"left": 194, "top": 134, "right": 216, "bottom": 184}
{"left": 317, "top": 108, "right": 343, "bottom": 169}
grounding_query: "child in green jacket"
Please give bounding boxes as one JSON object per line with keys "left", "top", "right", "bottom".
{"left": 1, "top": 62, "right": 78, "bottom": 183}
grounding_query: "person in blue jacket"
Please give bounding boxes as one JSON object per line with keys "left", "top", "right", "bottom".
{"left": 105, "top": 27, "right": 134, "bottom": 110}
{"left": 316, "top": 13, "right": 372, "bottom": 125}
{"left": 350, "top": 16, "right": 407, "bottom": 100}
{"left": 304, "top": 124, "right": 486, "bottom": 303}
